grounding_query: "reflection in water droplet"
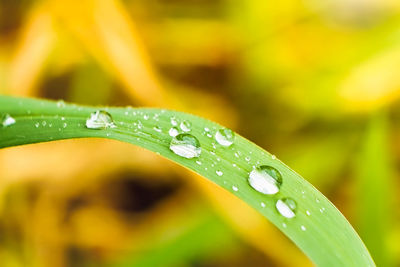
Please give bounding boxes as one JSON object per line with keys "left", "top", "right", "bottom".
{"left": 180, "top": 120, "right": 192, "bottom": 132}
{"left": 1, "top": 114, "right": 16, "bottom": 127}
{"left": 169, "top": 133, "right": 201, "bottom": 159}
{"left": 86, "top": 111, "right": 116, "bottom": 129}
{"left": 216, "top": 170, "right": 223, "bottom": 176}
{"left": 276, "top": 198, "right": 297, "bottom": 219}
{"left": 248, "top": 165, "right": 282, "bottom": 195}
{"left": 169, "top": 127, "right": 179, "bottom": 137}
{"left": 215, "top": 128, "right": 235, "bottom": 147}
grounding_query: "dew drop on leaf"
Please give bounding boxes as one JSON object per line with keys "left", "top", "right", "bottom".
{"left": 248, "top": 165, "right": 282, "bottom": 195}
{"left": 86, "top": 110, "right": 116, "bottom": 129}
{"left": 1, "top": 114, "right": 16, "bottom": 127}
{"left": 180, "top": 120, "right": 192, "bottom": 132}
{"left": 216, "top": 170, "right": 223, "bottom": 176}
{"left": 169, "top": 133, "right": 201, "bottom": 159}
{"left": 215, "top": 128, "right": 235, "bottom": 147}
{"left": 169, "top": 127, "right": 179, "bottom": 137}
{"left": 276, "top": 198, "right": 297, "bottom": 219}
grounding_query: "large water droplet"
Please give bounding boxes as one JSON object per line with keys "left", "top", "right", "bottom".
{"left": 276, "top": 198, "right": 297, "bottom": 219}
{"left": 180, "top": 120, "right": 192, "bottom": 132}
{"left": 169, "top": 133, "right": 201, "bottom": 159}
{"left": 215, "top": 128, "right": 235, "bottom": 147}
{"left": 248, "top": 165, "right": 282, "bottom": 195}
{"left": 86, "top": 110, "right": 116, "bottom": 129}
{"left": 1, "top": 114, "right": 16, "bottom": 127}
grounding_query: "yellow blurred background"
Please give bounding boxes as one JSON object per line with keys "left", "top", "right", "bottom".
{"left": 1, "top": 0, "right": 400, "bottom": 266}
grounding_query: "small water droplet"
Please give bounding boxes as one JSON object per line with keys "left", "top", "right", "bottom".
{"left": 234, "top": 152, "right": 240, "bottom": 158}
{"left": 216, "top": 170, "right": 223, "bottom": 176}
{"left": 196, "top": 160, "right": 202, "bottom": 165}
{"left": 153, "top": 126, "right": 162, "bottom": 133}
{"left": 63, "top": 122, "right": 67, "bottom": 128}
{"left": 232, "top": 163, "right": 237, "bottom": 167}
{"left": 143, "top": 114, "right": 149, "bottom": 120}
{"left": 42, "top": 121, "right": 46, "bottom": 126}
{"left": 169, "top": 127, "right": 179, "bottom": 137}
{"left": 169, "top": 133, "right": 201, "bottom": 159}
{"left": 282, "top": 223, "right": 287, "bottom": 228}
{"left": 245, "top": 156, "right": 251, "bottom": 162}
{"left": 56, "top": 100, "right": 66, "bottom": 108}
{"left": 204, "top": 127, "right": 210, "bottom": 132}
{"left": 215, "top": 128, "right": 235, "bottom": 147}
{"left": 35, "top": 122, "right": 39, "bottom": 128}
{"left": 306, "top": 210, "right": 311, "bottom": 216}
{"left": 261, "top": 202, "right": 266, "bottom": 208}
{"left": 232, "top": 186, "right": 238, "bottom": 191}
{"left": 301, "top": 225, "right": 306, "bottom": 231}
{"left": 170, "top": 116, "right": 178, "bottom": 126}
{"left": 1, "top": 114, "right": 16, "bottom": 127}
{"left": 248, "top": 165, "right": 282, "bottom": 195}
{"left": 180, "top": 120, "right": 192, "bottom": 132}
{"left": 206, "top": 133, "right": 212, "bottom": 138}
{"left": 271, "top": 155, "right": 276, "bottom": 160}
{"left": 86, "top": 111, "right": 116, "bottom": 129}
{"left": 61, "top": 117, "right": 65, "bottom": 121}
{"left": 276, "top": 198, "right": 297, "bottom": 219}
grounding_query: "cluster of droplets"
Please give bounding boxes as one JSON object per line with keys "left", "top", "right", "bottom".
{"left": 81, "top": 109, "right": 315, "bottom": 228}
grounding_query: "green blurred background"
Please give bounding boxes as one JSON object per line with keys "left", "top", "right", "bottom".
{"left": 1, "top": 0, "right": 400, "bottom": 266}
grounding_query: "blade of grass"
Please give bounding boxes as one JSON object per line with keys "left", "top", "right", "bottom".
{"left": 0, "top": 96, "right": 374, "bottom": 266}
{"left": 357, "top": 111, "right": 393, "bottom": 266}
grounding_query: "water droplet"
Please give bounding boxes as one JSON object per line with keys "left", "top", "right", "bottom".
{"left": 143, "top": 114, "right": 149, "bottom": 120}
{"left": 35, "top": 122, "right": 39, "bottom": 128}
{"left": 63, "top": 122, "right": 67, "bottom": 128}
{"left": 245, "top": 156, "right": 251, "bottom": 162}
{"left": 276, "top": 198, "right": 297, "bottom": 219}
{"left": 1, "top": 114, "right": 16, "bottom": 127}
{"left": 248, "top": 165, "right": 282, "bottom": 195}
{"left": 215, "top": 128, "right": 235, "bottom": 147}
{"left": 153, "top": 126, "right": 162, "bottom": 133}
{"left": 169, "top": 127, "right": 179, "bottom": 137}
{"left": 169, "top": 133, "right": 201, "bottom": 159}
{"left": 306, "top": 210, "right": 311, "bottom": 216}
{"left": 271, "top": 155, "right": 276, "bottom": 160}
{"left": 301, "top": 225, "right": 306, "bottom": 231}
{"left": 206, "top": 133, "right": 212, "bottom": 138}
{"left": 61, "top": 117, "right": 65, "bottom": 121}
{"left": 56, "top": 100, "right": 66, "bottom": 108}
{"left": 232, "top": 186, "right": 238, "bottom": 191}
{"left": 216, "top": 170, "right": 223, "bottom": 176}
{"left": 282, "top": 223, "right": 287, "bottom": 228}
{"left": 170, "top": 117, "right": 178, "bottom": 126}
{"left": 180, "top": 120, "right": 192, "bottom": 132}
{"left": 42, "top": 121, "right": 46, "bottom": 126}
{"left": 261, "top": 202, "right": 266, "bottom": 208}
{"left": 86, "top": 110, "right": 116, "bottom": 129}
{"left": 204, "top": 127, "right": 210, "bottom": 132}
{"left": 234, "top": 152, "right": 240, "bottom": 158}
{"left": 196, "top": 160, "right": 202, "bottom": 165}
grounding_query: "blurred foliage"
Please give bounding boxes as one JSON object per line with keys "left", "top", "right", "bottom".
{"left": 1, "top": 0, "right": 400, "bottom": 266}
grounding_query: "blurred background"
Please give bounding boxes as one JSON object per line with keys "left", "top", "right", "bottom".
{"left": 1, "top": 0, "right": 400, "bottom": 266}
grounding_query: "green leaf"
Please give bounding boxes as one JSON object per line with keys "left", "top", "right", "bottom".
{"left": 0, "top": 96, "right": 374, "bottom": 266}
